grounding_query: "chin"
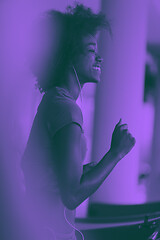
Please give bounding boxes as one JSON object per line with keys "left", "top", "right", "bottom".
{"left": 82, "top": 73, "right": 101, "bottom": 83}
{"left": 91, "top": 76, "right": 101, "bottom": 83}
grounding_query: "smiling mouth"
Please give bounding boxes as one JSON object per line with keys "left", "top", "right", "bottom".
{"left": 92, "top": 65, "right": 101, "bottom": 72}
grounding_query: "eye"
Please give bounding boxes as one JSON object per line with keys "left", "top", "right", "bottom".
{"left": 88, "top": 49, "right": 96, "bottom": 53}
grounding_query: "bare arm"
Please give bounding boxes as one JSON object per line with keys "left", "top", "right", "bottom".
{"left": 53, "top": 119, "right": 135, "bottom": 210}
{"left": 73, "top": 150, "right": 119, "bottom": 208}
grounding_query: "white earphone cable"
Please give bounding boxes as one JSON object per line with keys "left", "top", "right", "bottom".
{"left": 64, "top": 207, "right": 85, "bottom": 240}
{"left": 72, "top": 65, "right": 83, "bottom": 104}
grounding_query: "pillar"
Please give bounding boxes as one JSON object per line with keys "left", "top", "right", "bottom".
{"left": 89, "top": 0, "right": 149, "bottom": 205}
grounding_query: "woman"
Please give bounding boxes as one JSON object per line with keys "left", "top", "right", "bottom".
{"left": 21, "top": 4, "right": 135, "bottom": 240}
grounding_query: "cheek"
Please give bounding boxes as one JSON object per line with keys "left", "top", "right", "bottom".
{"left": 86, "top": 54, "right": 95, "bottom": 63}
{"left": 86, "top": 56, "right": 95, "bottom": 76}
{"left": 81, "top": 55, "right": 94, "bottom": 71}
{"left": 73, "top": 54, "right": 95, "bottom": 77}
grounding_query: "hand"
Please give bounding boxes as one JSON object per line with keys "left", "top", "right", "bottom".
{"left": 110, "top": 119, "right": 136, "bottom": 160}
{"left": 83, "top": 162, "right": 97, "bottom": 174}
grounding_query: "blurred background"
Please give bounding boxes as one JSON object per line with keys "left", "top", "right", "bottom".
{"left": 1, "top": 0, "right": 160, "bottom": 239}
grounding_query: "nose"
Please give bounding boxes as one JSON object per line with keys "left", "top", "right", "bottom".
{"left": 95, "top": 53, "right": 103, "bottom": 63}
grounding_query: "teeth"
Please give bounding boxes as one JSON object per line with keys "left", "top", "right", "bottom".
{"left": 93, "top": 66, "right": 101, "bottom": 70}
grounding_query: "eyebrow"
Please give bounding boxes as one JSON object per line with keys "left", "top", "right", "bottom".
{"left": 86, "top": 42, "right": 97, "bottom": 46}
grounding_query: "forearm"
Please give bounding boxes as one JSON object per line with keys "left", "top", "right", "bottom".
{"left": 72, "top": 150, "right": 120, "bottom": 209}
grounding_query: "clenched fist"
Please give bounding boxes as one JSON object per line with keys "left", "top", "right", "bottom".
{"left": 110, "top": 119, "right": 136, "bottom": 160}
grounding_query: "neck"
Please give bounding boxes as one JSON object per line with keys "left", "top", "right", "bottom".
{"left": 58, "top": 67, "right": 84, "bottom": 101}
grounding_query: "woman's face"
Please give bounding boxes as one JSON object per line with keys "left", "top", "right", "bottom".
{"left": 73, "top": 33, "right": 103, "bottom": 84}
{"left": 29, "top": 18, "right": 103, "bottom": 85}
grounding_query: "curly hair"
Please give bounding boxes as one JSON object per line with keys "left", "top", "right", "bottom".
{"left": 35, "top": 3, "right": 111, "bottom": 93}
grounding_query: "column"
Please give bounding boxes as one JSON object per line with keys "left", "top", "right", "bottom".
{"left": 89, "top": 0, "right": 149, "bottom": 205}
